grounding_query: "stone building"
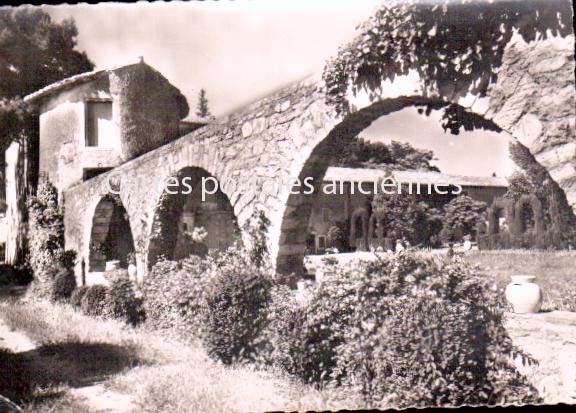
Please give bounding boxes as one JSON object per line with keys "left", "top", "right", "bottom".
{"left": 306, "top": 167, "right": 507, "bottom": 253}
{"left": 23, "top": 59, "right": 191, "bottom": 194}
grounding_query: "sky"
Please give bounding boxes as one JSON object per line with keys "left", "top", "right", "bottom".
{"left": 40, "top": 0, "right": 514, "bottom": 178}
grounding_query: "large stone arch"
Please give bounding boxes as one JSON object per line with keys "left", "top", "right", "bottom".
{"left": 273, "top": 77, "right": 573, "bottom": 276}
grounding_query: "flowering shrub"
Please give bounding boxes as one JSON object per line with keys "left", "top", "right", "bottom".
{"left": 259, "top": 251, "right": 539, "bottom": 407}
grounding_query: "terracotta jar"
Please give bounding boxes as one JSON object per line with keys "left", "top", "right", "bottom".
{"left": 505, "top": 275, "right": 542, "bottom": 314}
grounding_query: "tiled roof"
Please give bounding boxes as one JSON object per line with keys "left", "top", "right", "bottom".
{"left": 24, "top": 61, "right": 144, "bottom": 103}
{"left": 323, "top": 166, "right": 508, "bottom": 187}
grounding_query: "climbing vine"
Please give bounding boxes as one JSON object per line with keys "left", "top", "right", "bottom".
{"left": 323, "top": 0, "right": 572, "bottom": 132}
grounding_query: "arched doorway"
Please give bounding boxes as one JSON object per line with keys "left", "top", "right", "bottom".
{"left": 148, "top": 167, "right": 239, "bottom": 269}
{"left": 89, "top": 194, "right": 135, "bottom": 272}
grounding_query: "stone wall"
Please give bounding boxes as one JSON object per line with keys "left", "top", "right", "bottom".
{"left": 486, "top": 34, "right": 576, "bottom": 209}
{"left": 63, "top": 35, "right": 576, "bottom": 282}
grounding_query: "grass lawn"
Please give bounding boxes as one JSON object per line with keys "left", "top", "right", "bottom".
{"left": 462, "top": 250, "right": 576, "bottom": 312}
{"left": 0, "top": 298, "right": 356, "bottom": 412}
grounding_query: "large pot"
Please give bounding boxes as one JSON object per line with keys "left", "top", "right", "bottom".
{"left": 505, "top": 275, "right": 542, "bottom": 314}
{"left": 105, "top": 260, "right": 121, "bottom": 272}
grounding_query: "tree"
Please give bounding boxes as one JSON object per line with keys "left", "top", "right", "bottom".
{"left": 371, "top": 192, "right": 442, "bottom": 246}
{"left": 441, "top": 195, "right": 487, "bottom": 241}
{"left": 505, "top": 171, "right": 544, "bottom": 202}
{"left": 0, "top": 9, "right": 94, "bottom": 151}
{"left": 196, "top": 88, "right": 212, "bottom": 119}
{"left": 337, "top": 138, "right": 439, "bottom": 171}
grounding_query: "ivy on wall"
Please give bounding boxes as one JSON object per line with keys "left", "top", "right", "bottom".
{"left": 322, "top": 0, "right": 572, "bottom": 132}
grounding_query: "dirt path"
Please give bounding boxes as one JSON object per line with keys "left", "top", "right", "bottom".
{"left": 0, "top": 315, "right": 137, "bottom": 413}
{"left": 506, "top": 311, "right": 576, "bottom": 405}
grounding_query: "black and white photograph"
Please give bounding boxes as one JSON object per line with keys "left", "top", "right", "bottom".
{"left": 0, "top": 0, "right": 575, "bottom": 411}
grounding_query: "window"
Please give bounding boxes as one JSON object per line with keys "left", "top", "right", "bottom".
{"left": 85, "top": 100, "right": 112, "bottom": 147}
{"left": 318, "top": 236, "right": 326, "bottom": 249}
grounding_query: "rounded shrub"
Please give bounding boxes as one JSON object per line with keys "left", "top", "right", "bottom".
{"left": 104, "top": 278, "right": 145, "bottom": 326}
{"left": 201, "top": 249, "right": 272, "bottom": 364}
{"left": 80, "top": 285, "right": 109, "bottom": 317}
{"left": 50, "top": 268, "right": 77, "bottom": 303}
{"left": 70, "top": 286, "right": 90, "bottom": 308}
{"left": 141, "top": 256, "right": 210, "bottom": 332}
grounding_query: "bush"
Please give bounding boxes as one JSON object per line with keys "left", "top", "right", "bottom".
{"left": 50, "top": 268, "right": 76, "bottom": 303}
{"left": 104, "top": 278, "right": 145, "bottom": 326}
{"left": 260, "top": 252, "right": 540, "bottom": 407}
{"left": 26, "top": 179, "right": 65, "bottom": 284}
{"left": 141, "top": 256, "right": 210, "bottom": 332}
{"left": 201, "top": 249, "right": 273, "bottom": 364}
{"left": 70, "top": 286, "right": 90, "bottom": 308}
{"left": 80, "top": 285, "right": 109, "bottom": 317}
{"left": 255, "top": 285, "right": 316, "bottom": 380}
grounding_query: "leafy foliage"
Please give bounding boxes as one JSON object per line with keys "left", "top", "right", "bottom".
{"left": 259, "top": 251, "right": 540, "bottom": 407}
{"left": 142, "top": 256, "right": 210, "bottom": 332}
{"left": 242, "top": 209, "right": 271, "bottom": 269}
{"left": 104, "top": 277, "right": 145, "bottom": 326}
{"left": 80, "top": 285, "right": 109, "bottom": 317}
{"left": 0, "top": 9, "right": 93, "bottom": 151}
{"left": 50, "top": 267, "right": 77, "bottom": 303}
{"left": 70, "top": 286, "right": 90, "bottom": 308}
{"left": 201, "top": 248, "right": 273, "bottom": 364}
{"left": 27, "top": 178, "right": 66, "bottom": 284}
{"left": 441, "top": 195, "right": 487, "bottom": 241}
{"left": 371, "top": 191, "right": 443, "bottom": 246}
{"left": 337, "top": 138, "right": 439, "bottom": 171}
{"left": 322, "top": 0, "right": 572, "bottom": 131}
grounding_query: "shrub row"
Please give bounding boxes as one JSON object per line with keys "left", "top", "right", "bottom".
{"left": 478, "top": 229, "right": 576, "bottom": 250}
{"left": 143, "top": 248, "right": 540, "bottom": 408}
{"left": 69, "top": 273, "right": 145, "bottom": 326}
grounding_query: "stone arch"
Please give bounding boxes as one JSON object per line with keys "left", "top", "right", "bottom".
{"left": 147, "top": 166, "right": 239, "bottom": 269}
{"left": 273, "top": 93, "right": 543, "bottom": 275}
{"left": 88, "top": 194, "right": 135, "bottom": 272}
{"left": 514, "top": 194, "right": 545, "bottom": 235}
{"left": 487, "top": 198, "right": 515, "bottom": 235}
{"left": 350, "top": 207, "right": 369, "bottom": 252}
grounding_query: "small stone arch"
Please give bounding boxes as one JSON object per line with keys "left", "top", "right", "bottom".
{"left": 88, "top": 194, "right": 135, "bottom": 272}
{"left": 147, "top": 166, "right": 239, "bottom": 269}
{"left": 487, "top": 197, "right": 515, "bottom": 235}
{"left": 368, "top": 211, "right": 386, "bottom": 250}
{"left": 350, "top": 207, "right": 369, "bottom": 251}
{"left": 514, "top": 194, "right": 545, "bottom": 235}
